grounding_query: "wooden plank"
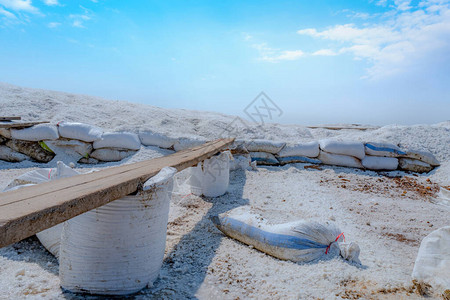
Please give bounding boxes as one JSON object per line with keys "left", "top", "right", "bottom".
{"left": 0, "top": 116, "right": 21, "bottom": 121}
{"left": 307, "top": 125, "right": 379, "bottom": 131}
{"left": 0, "top": 138, "right": 234, "bottom": 248}
{"left": 0, "top": 121, "right": 49, "bottom": 129}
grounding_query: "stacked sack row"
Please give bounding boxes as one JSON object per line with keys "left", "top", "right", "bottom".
{"left": 0, "top": 122, "right": 440, "bottom": 173}
{"left": 237, "top": 139, "right": 440, "bottom": 173}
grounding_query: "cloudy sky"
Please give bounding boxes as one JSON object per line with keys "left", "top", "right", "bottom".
{"left": 1, "top": 0, "right": 449, "bottom": 125}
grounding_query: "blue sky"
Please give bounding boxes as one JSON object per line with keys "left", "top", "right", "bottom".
{"left": 1, "top": 0, "right": 449, "bottom": 125}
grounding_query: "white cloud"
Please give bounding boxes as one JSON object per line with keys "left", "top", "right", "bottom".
{"left": 47, "top": 21, "right": 60, "bottom": 28}
{"left": 312, "top": 49, "right": 338, "bottom": 56}
{"left": 0, "top": 0, "right": 37, "bottom": 12}
{"left": 297, "top": 0, "right": 450, "bottom": 79}
{"left": 43, "top": 0, "right": 58, "bottom": 5}
{"left": 69, "top": 6, "right": 93, "bottom": 28}
{"left": 0, "top": 6, "right": 16, "bottom": 18}
{"left": 243, "top": 32, "right": 252, "bottom": 41}
{"left": 252, "top": 43, "right": 304, "bottom": 62}
{"left": 72, "top": 19, "right": 84, "bottom": 28}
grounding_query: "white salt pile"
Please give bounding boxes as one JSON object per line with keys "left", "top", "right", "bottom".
{"left": 0, "top": 82, "right": 449, "bottom": 299}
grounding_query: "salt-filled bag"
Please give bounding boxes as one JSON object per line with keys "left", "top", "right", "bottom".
{"left": 189, "top": 151, "right": 231, "bottom": 197}
{"left": 412, "top": 226, "right": 450, "bottom": 298}
{"left": 59, "top": 167, "right": 177, "bottom": 295}
{"left": 57, "top": 122, "right": 103, "bottom": 142}
{"left": 3, "top": 161, "right": 80, "bottom": 258}
{"left": 319, "top": 139, "right": 365, "bottom": 160}
{"left": 211, "top": 207, "right": 361, "bottom": 264}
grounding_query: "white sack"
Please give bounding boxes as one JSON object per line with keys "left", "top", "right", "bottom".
{"left": 399, "top": 158, "right": 432, "bottom": 173}
{"left": 319, "top": 139, "right": 365, "bottom": 160}
{"left": 59, "top": 167, "right": 177, "bottom": 295}
{"left": 244, "top": 139, "right": 286, "bottom": 154}
{"left": 361, "top": 156, "right": 398, "bottom": 171}
{"left": 57, "top": 122, "right": 103, "bottom": 142}
{"left": 0, "top": 145, "right": 29, "bottom": 162}
{"left": 3, "top": 161, "right": 80, "bottom": 258}
{"left": 11, "top": 124, "right": 59, "bottom": 141}
{"left": 404, "top": 149, "right": 440, "bottom": 166}
{"left": 90, "top": 148, "right": 136, "bottom": 162}
{"left": 277, "top": 141, "right": 319, "bottom": 158}
{"left": 173, "top": 137, "right": 206, "bottom": 152}
{"left": 364, "top": 142, "right": 406, "bottom": 157}
{"left": 189, "top": 151, "right": 230, "bottom": 197}
{"left": 229, "top": 154, "right": 252, "bottom": 171}
{"left": 412, "top": 226, "right": 450, "bottom": 297}
{"left": 249, "top": 152, "right": 279, "bottom": 165}
{"left": 211, "top": 208, "right": 360, "bottom": 264}
{"left": 318, "top": 151, "right": 363, "bottom": 169}
{"left": 276, "top": 155, "right": 322, "bottom": 165}
{"left": 139, "top": 131, "right": 176, "bottom": 149}
{"left": 93, "top": 132, "right": 141, "bottom": 150}
{"left": 43, "top": 139, "right": 92, "bottom": 161}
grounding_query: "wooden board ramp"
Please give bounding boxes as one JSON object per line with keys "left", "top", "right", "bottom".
{"left": 0, "top": 121, "right": 49, "bottom": 129}
{"left": 0, "top": 138, "right": 234, "bottom": 248}
{"left": 0, "top": 116, "right": 21, "bottom": 121}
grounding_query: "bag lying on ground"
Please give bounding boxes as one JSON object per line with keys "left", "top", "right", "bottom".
{"left": 57, "top": 122, "right": 103, "bottom": 142}
{"left": 90, "top": 148, "right": 137, "bottom": 162}
{"left": 0, "top": 145, "right": 29, "bottom": 162}
{"left": 250, "top": 152, "right": 279, "bottom": 165}
{"left": 277, "top": 141, "right": 319, "bottom": 158}
{"left": 93, "top": 132, "right": 141, "bottom": 150}
{"left": 364, "top": 142, "right": 406, "bottom": 157}
{"left": 403, "top": 149, "right": 440, "bottom": 166}
{"left": 399, "top": 158, "right": 432, "bottom": 173}
{"left": 189, "top": 151, "right": 231, "bottom": 197}
{"left": 59, "top": 167, "right": 177, "bottom": 295}
{"left": 319, "top": 140, "right": 365, "bottom": 160}
{"left": 276, "top": 155, "right": 322, "bottom": 165}
{"left": 11, "top": 124, "right": 59, "bottom": 141}
{"left": 211, "top": 208, "right": 360, "bottom": 263}
{"left": 244, "top": 139, "right": 286, "bottom": 154}
{"left": 318, "top": 151, "right": 363, "bottom": 169}
{"left": 361, "top": 156, "right": 398, "bottom": 171}
{"left": 412, "top": 226, "right": 450, "bottom": 298}
{"left": 139, "top": 131, "right": 176, "bottom": 149}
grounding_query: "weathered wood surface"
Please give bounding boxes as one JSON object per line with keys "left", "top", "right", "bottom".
{"left": 0, "top": 121, "right": 49, "bottom": 129}
{"left": 307, "top": 124, "right": 379, "bottom": 131}
{"left": 0, "top": 138, "right": 234, "bottom": 248}
{"left": 0, "top": 117, "right": 21, "bottom": 121}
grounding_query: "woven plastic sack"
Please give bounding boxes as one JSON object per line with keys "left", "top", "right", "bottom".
{"left": 362, "top": 156, "right": 398, "bottom": 171}
{"left": 11, "top": 124, "right": 59, "bottom": 141}
{"left": 318, "top": 151, "right": 363, "bottom": 169}
{"left": 59, "top": 167, "right": 177, "bottom": 295}
{"left": 211, "top": 208, "right": 360, "bottom": 264}
{"left": 57, "top": 122, "right": 103, "bottom": 142}
{"left": 189, "top": 151, "right": 231, "bottom": 197}
{"left": 139, "top": 131, "right": 176, "bottom": 149}
{"left": 3, "top": 161, "right": 81, "bottom": 258}
{"left": 319, "top": 139, "right": 365, "bottom": 160}
{"left": 412, "top": 226, "right": 450, "bottom": 298}
{"left": 277, "top": 141, "right": 319, "bottom": 158}
{"left": 93, "top": 132, "right": 141, "bottom": 150}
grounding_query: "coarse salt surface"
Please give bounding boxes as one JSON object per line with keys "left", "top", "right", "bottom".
{"left": 0, "top": 82, "right": 449, "bottom": 299}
